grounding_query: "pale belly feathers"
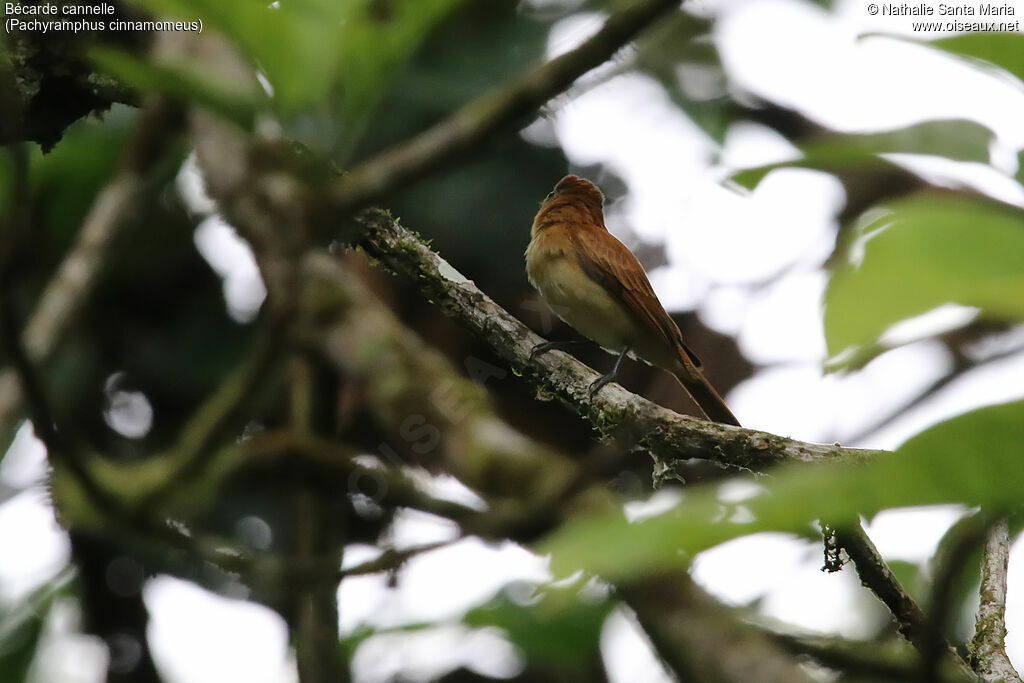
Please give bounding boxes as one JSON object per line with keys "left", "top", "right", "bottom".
{"left": 525, "top": 243, "right": 637, "bottom": 354}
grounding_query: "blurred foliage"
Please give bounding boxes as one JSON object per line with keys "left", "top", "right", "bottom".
{"left": 342, "top": 0, "right": 550, "bottom": 159}
{"left": 346, "top": 0, "right": 568, "bottom": 302}
{"left": 824, "top": 195, "right": 1024, "bottom": 361}
{"left": 632, "top": 11, "right": 729, "bottom": 142}
{"left": 542, "top": 400, "right": 1024, "bottom": 580}
{"left": 90, "top": 46, "right": 264, "bottom": 128}
{"left": 0, "top": 571, "right": 73, "bottom": 682}
{"left": 96, "top": 0, "right": 468, "bottom": 150}
{"left": 3, "top": 0, "right": 1024, "bottom": 681}
{"left": 0, "top": 601, "right": 45, "bottom": 682}
{"left": 337, "top": 578, "right": 612, "bottom": 681}
{"left": 931, "top": 31, "right": 1024, "bottom": 84}
{"left": 463, "top": 580, "right": 612, "bottom": 673}
{"left": 730, "top": 119, "right": 995, "bottom": 190}
{"left": 14, "top": 113, "right": 128, "bottom": 292}
{"left": 8, "top": 116, "right": 249, "bottom": 459}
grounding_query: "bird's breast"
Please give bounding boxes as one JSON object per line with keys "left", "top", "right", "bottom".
{"left": 525, "top": 232, "right": 637, "bottom": 352}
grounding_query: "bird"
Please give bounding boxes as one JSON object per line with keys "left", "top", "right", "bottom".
{"left": 524, "top": 174, "right": 739, "bottom": 426}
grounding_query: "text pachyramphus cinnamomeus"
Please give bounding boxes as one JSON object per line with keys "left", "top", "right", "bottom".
{"left": 525, "top": 175, "right": 739, "bottom": 426}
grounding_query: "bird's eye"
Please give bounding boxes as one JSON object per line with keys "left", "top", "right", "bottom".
{"left": 545, "top": 190, "right": 556, "bottom": 200}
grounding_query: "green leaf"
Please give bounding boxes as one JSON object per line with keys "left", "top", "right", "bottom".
{"left": 126, "top": 0, "right": 348, "bottom": 113}
{"left": 539, "top": 400, "right": 1024, "bottom": 582}
{"left": 464, "top": 580, "right": 612, "bottom": 671}
{"left": 90, "top": 47, "right": 261, "bottom": 128}
{"left": 824, "top": 194, "right": 1024, "bottom": 359}
{"left": 632, "top": 12, "right": 730, "bottom": 143}
{"left": 0, "top": 613, "right": 42, "bottom": 683}
{"left": 124, "top": 0, "right": 464, "bottom": 135}
{"left": 730, "top": 119, "right": 994, "bottom": 190}
{"left": 331, "top": 0, "right": 469, "bottom": 155}
{"left": 932, "top": 32, "right": 1024, "bottom": 85}
{"left": 0, "top": 571, "right": 74, "bottom": 682}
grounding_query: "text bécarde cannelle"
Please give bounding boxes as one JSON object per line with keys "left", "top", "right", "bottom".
{"left": 5, "top": 2, "right": 114, "bottom": 15}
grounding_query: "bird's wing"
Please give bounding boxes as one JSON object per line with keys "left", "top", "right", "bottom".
{"left": 569, "top": 227, "right": 702, "bottom": 368}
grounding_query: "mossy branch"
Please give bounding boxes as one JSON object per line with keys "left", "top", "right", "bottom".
{"left": 355, "top": 208, "right": 880, "bottom": 472}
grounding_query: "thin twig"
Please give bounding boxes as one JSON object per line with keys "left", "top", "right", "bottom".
{"left": 329, "top": 0, "right": 681, "bottom": 212}
{"left": 140, "top": 322, "right": 287, "bottom": 509}
{"left": 835, "top": 526, "right": 935, "bottom": 653}
{"left": 843, "top": 341, "right": 1024, "bottom": 445}
{"left": 969, "top": 518, "right": 1021, "bottom": 682}
{"left": 339, "top": 541, "right": 451, "bottom": 579}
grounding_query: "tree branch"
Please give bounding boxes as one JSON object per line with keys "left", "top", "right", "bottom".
{"left": 338, "top": 541, "right": 452, "bottom": 579}
{"left": 921, "top": 513, "right": 995, "bottom": 682}
{"left": 622, "top": 571, "right": 817, "bottom": 683}
{"left": 300, "top": 252, "right": 582, "bottom": 508}
{"left": 355, "top": 208, "right": 877, "bottom": 472}
{"left": 835, "top": 525, "right": 929, "bottom": 644}
{"left": 166, "top": 30, "right": 930, "bottom": 677}
{"left": 290, "top": 485, "right": 349, "bottom": 683}
{"left": 771, "top": 632, "right": 973, "bottom": 683}
{"left": 299, "top": 250, "right": 821, "bottom": 680}
{"left": 329, "top": 0, "right": 681, "bottom": 212}
{"left": 0, "top": 291, "right": 123, "bottom": 516}
{"left": 353, "top": 208, "right": 951, "bottom": 662}
{"left": 298, "top": 248, "right": 841, "bottom": 682}
{"left": 970, "top": 518, "right": 1021, "bottom": 683}
{"left": 833, "top": 523, "right": 973, "bottom": 675}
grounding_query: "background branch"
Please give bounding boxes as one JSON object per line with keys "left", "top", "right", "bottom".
{"left": 330, "top": 0, "right": 681, "bottom": 212}
{"left": 0, "top": 292, "right": 122, "bottom": 516}
{"left": 969, "top": 518, "right": 1021, "bottom": 683}
{"left": 920, "top": 513, "right": 996, "bottom": 682}
{"left": 835, "top": 525, "right": 936, "bottom": 654}
{"left": 622, "top": 571, "right": 817, "bottom": 683}
{"left": 771, "top": 632, "right": 973, "bottom": 683}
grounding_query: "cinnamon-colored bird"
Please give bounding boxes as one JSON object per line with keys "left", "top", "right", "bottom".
{"left": 525, "top": 175, "right": 739, "bottom": 426}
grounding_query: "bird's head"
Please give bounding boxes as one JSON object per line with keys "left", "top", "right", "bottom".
{"left": 550, "top": 175, "right": 604, "bottom": 208}
{"left": 533, "top": 175, "right": 606, "bottom": 236}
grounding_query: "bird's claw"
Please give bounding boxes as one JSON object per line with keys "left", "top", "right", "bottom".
{"left": 530, "top": 340, "right": 586, "bottom": 361}
{"left": 529, "top": 341, "right": 561, "bottom": 361}
{"left": 588, "top": 374, "right": 614, "bottom": 398}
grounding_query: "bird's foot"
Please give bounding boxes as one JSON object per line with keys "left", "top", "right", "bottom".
{"left": 529, "top": 340, "right": 585, "bottom": 361}
{"left": 588, "top": 372, "right": 616, "bottom": 398}
{"left": 587, "top": 346, "right": 629, "bottom": 398}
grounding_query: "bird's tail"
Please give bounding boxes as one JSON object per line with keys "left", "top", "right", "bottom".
{"left": 671, "top": 360, "right": 740, "bottom": 427}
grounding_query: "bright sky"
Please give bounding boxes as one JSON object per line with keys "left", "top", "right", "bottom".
{"left": 2, "top": 1, "right": 1024, "bottom": 681}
